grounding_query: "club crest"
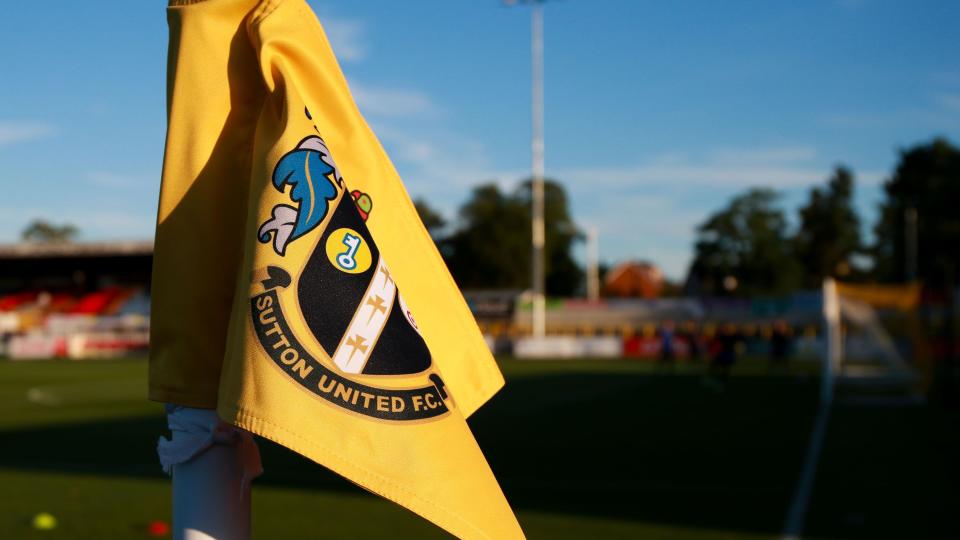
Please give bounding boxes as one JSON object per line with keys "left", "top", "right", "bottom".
{"left": 250, "top": 121, "right": 450, "bottom": 422}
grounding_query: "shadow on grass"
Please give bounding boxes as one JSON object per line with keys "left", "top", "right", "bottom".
{"left": 0, "top": 372, "right": 819, "bottom": 536}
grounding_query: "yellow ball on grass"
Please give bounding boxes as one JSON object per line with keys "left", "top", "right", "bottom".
{"left": 32, "top": 512, "right": 58, "bottom": 530}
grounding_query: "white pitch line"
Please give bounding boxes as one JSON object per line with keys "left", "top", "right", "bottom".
{"left": 782, "top": 402, "right": 832, "bottom": 540}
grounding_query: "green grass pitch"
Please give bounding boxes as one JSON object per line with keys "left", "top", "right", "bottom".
{"left": 0, "top": 357, "right": 956, "bottom": 539}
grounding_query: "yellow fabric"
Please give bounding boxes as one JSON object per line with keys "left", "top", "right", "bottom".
{"left": 150, "top": 0, "right": 266, "bottom": 408}
{"left": 151, "top": 0, "right": 522, "bottom": 537}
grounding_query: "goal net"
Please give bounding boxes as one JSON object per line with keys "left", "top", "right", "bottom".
{"left": 822, "top": 279, "right": 926, "bottom": 405}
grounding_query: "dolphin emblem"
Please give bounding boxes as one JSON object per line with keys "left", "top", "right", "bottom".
{"left": 258, "top": 136, "right": 342, "bottom": 255}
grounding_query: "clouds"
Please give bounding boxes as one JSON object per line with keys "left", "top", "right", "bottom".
{"left": 709, "top": 145, "right": 817, "bottom": 165}
{"left": 352, "top": 83, "right": 441, "bottom": 118}
{"left": 820, "top": 88, "right": 960, "bottom": 131}
{"left": 561, "top": 160, "right": 823, "bottom": 190}
{"left": 86, "top": 171, "right": 154, "bottom": 190}
{"left": 937, "top": 93, "right": 960, "bottom": 113}
{"left": 324, "top": 17, "right": 367, "bottom": 63}
{"left": 559, "top": 147, "right": 885, "bottom": 191}
{"left": 346, "top": 78, "right": 514, "bottom": 213}
{"left": 0, "top": 121, "right": 54, "bottom": 146}
{"left": 372, "top": 122, "right": 523, "bottom": 215}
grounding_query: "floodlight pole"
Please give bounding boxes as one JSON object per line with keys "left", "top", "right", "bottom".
{"left": 506, "top": 0, "right": 548, "bottom": 337}
{"left": 530, "top": 0, "right": 546, "bottom": 337}
{"left": 587, "top": 226, "right": 599, "bottom": 301}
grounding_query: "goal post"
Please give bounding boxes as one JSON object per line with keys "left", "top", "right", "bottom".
{"left": 821, "top": 278, "right": 841, "bottom": 407}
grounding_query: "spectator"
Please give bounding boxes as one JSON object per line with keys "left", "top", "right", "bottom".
{"left": 658, "top": 320, "right": 678, "bottom": 372}
{"left": 680, "top": 320, "right": 702, "bottom": 363}
{"left": 768, "top": 319, "right": 792, "bottom": 373}
{"left": 706, "top": 322, "right": 741, "bottom": 390}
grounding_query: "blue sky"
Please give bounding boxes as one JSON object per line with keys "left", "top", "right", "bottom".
{"left": 0, "top": 0, "right": 958, "bottom": 279}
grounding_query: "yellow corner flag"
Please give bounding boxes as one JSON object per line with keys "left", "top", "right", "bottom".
{"left": 150, "top": 0, "right": 524, "bottom": 538}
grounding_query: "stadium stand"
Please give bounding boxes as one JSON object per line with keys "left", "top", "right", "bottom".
{"left": 0, "top": 242, "right": 152, "bottom": 360}
{"left": 0, "top": 240, "right": 831, "bottom": 364}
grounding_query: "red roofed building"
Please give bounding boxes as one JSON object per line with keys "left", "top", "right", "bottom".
{"left": 602, "top": 261, "right": 664, "bottom": 299}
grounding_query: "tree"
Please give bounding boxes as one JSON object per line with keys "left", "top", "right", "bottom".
{"left": 444, "top": 184, "right": 530, "bottom": 291}
{"left": 443, "top": 179, "right": 583, "bottom": 295}
{"left": 413, "top": 198, "right": 446, "bottom": 240}
{"left": 21, "top": 219, "right": 78, "bottom": 243}
{"left": 794, "top": 166, "right": 863, "bottom": 287}
{"left": 686, "top": 188, "right": 800, "bottom": 296}
{"left": 872, "top": 138, "right": 960, "bottom": 288}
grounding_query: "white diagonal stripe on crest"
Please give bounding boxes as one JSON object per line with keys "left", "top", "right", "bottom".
{"left": 332, "top": 258, "right": 396, "bottom": 374}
